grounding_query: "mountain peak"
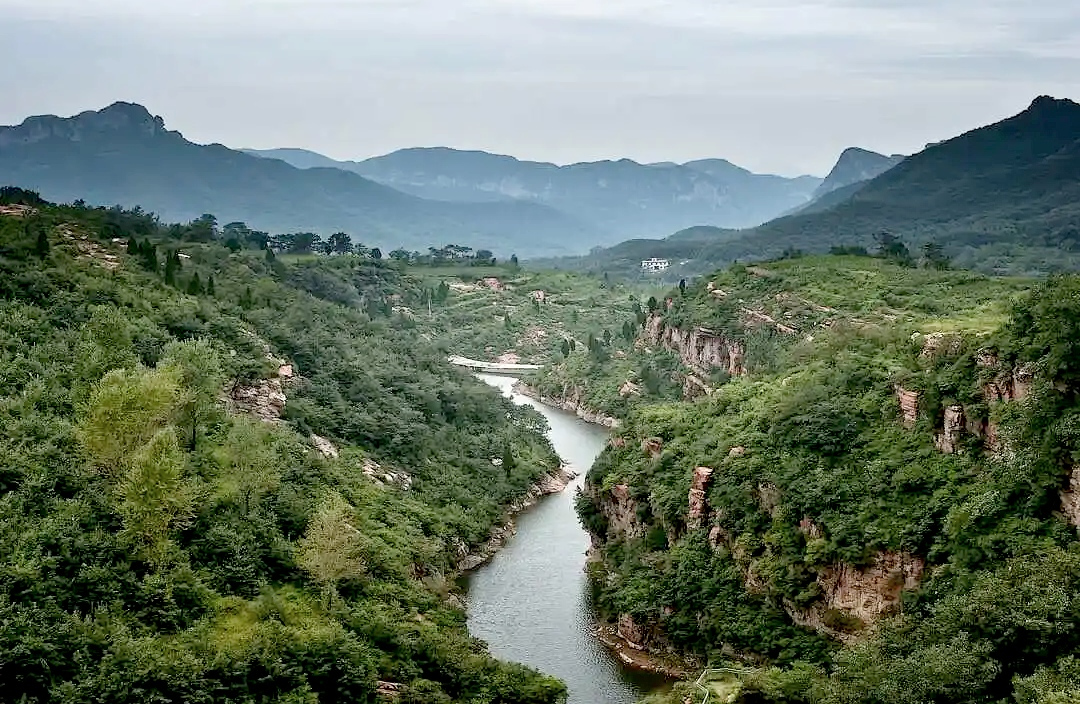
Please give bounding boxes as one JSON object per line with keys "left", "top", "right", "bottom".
{"left": 812, "top": 147, "right": 904, "bottom": 198}
{"left": 1028, "top": 95, "right": 1079, "bottom": 112}
{"left": 0, "top": 102, "right": 170, "bottom": 149}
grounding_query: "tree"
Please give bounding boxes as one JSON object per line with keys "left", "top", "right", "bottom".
{"left": 647, "top": 296, "right": 658, "bottom": 312}
{"left": 922, "top": 241, "right": 950, "bottom": 270}
{"left": 78, "top": 366, "right": 182, "bottom": 478}
{"left": 161, "top": 339, "right": 224, "bottom": 450}
{"left": 297, "top": 492, "right": 366, "bottom": 599}
{"left": 188, "top": 213, "right": 219, "bottom": 242}
{"left": 31, "top": 220, "right": 49, "bottom": 259}
{"left": 206, "top": 275, "right": 216, "bottom": 296}
{"left": 509, "top": 254, "right": 520, "bottom": 269}
{"left": 187, "top": 272, "right": 203, "bottom": 296}
{"left": 389, "top": 249, "right": 411, "bottom": 262}
{"left": 501, "top": 442, "right": 516, "bottom": 476}
{"left": 117, "top": 428, "right": 194, "bottom": 564}
{"left": 561, "top": 339, "right": 571, "bottom": 358}
{"left": 164, "top": 250, "right": 179, "bottom": 287}
{"left": 679, "top": 279, "right": 687, "bottom": 295}
{"left": 216, "top": 417, "right": 280, "bottom": 515}
{"left": 875, "top": 231, "right": 914, "bottom": 267}
{"left": 370, "top": 247, "right": 382, "bottom": 260}
{"left": 328, "top": 232, "right": 353, "bottom": 255}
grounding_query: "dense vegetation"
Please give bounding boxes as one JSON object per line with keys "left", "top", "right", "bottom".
{"left": 573, "top": 254, "right": 1080, "bottom": 703}
{"left": 0, "top": 191, "right": 569, "bottom": 703}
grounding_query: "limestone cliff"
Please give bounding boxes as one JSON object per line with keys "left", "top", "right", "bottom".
{"left": 644, "top": 314, "right": 745, "bottom": 379}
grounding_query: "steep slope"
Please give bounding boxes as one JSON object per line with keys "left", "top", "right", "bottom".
{"left": 0, "top": 103, "right": 602, "bottom": 257}
{"left": 249, "top": 145, "right": 823, "bottom": 237}
{"left": 811, "top": 147, "right": 905, "bottom": 199}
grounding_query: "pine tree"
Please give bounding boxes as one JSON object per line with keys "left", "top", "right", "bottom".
{"left": 206, "top": 275, "right": 216, "bottom": 296}
{"left": 164, "top": 251, "right": 178, "bottom": 287}
{"left": 33, "top": 223, "right": 49, "bottom": 259}
{"left": 187, "top": 272, "right": 202, "bottom": 296}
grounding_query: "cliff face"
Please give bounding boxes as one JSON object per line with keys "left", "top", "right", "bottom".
{"left": 645, "top": 314, "right": 745, "bottom": 380}
{"left": 784, "top": 552, "right": 925, "bottom": 642}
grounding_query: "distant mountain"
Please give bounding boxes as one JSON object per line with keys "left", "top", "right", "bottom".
{"left": 245, "top": 146, "right": 823, "bottom": 238}
{"left": 812, "top": 147, "right": 905, "bottom": 199}
{"left": 565, "top": 96, "right": 1080, "bottom": 275}
{"left": 0, "top": 103, "right": 602, "bottom": 257}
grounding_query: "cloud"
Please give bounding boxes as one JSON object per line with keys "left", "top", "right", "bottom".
{"left": 0, "top": 0, "right": 1077, "bottom": 175}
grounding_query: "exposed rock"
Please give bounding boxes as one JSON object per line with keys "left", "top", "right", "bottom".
{"left": 601, "top": 483, "right": 646, "bottom": 540}
{"left": 642, "top": 437, "right": 664, "bottom": 458}
{"left": 982, "top": 362, "right": 1035, "bottom": 403}
{"left": 757, "top": 482, "right": 781, "bottom": 517}
{"left": 645, "top": 315, "right": 745, "bottom": 378}
{"left": 376, "top": 681, "right": 404, "bottom": 700}
{"left": 895, "top": 385, "right": 920, "bottom": 427}
{"left": 0, "top": 204, "right": 38, "bottom": 218}
{"left": 617, "top": 613, "right": 647, "bottom": 650}
{"left": 278, "top": 363, "right": 294, "bottom": 379}
{"left": 935, "top": 405, "right": 965, "bottom": 454}
{"left": 728, "top": 446, "right": 746, "bottom": 458}
{"left": 361, "top": 457, "right": 413, "bottom": 490}
{"left": 531, "top": 290, "right": 547, "bottom": 302}
{"left": 786, "top": 551, "right": 924, "bottom": 642}
{"left": 230, "top": 376, "right": 287, "bottom": 423}
{"left": 1060, "top": 466, "right": 1080, "bottom": 529}
{"left": 917, "top": 332, "right": 962, "bottom": 358}
{"left": 619, "top": 380, "right": 642, "bottom": 398}
{"left": 495, "top": 351, "right": 522, "bottom": 365}
{"left": 798, "top": 517, "right": 823, "bottom": 540}
{"left": 682, "top": 374, "right": 710, "bottom": 400}
{"left": 609, "top": 436, "right": 627, "bottom": 448}
{"left": 687, "top": 467, "right": 714, "bottom": 530}
{"left": 708, "top": 525, "right": 729, "bottom": 552}
{"left": 310, "top": 433, "right": 339, "bottom": 459}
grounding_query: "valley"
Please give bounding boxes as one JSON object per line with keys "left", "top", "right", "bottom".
{"left": 2, "top": 90, "right": 1080, "bottom": 704}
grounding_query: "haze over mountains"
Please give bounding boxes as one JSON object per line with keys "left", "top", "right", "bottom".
{"left": 244, "top": 146, "right": 823, "bottom": 238}
{"left": 554, "top": 96, "right": 1080, "bottom": 276}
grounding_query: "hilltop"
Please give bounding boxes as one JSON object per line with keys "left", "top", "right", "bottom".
{"left": 0, "top": 103, "right": 600, "bottom": 257}
{"left": 245, "top": 145, "right": 823, "bottom": 238}
{"left": 565, "top": 96, "right": 1080, "bottom": 277}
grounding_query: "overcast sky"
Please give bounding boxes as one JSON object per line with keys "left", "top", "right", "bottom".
{"left": 1, "top": 0, "right": 1077, "bottom": 175}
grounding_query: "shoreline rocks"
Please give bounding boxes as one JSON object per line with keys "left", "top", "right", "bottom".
{"left": 512, "top": 381, "right": 620, "bottom": 428}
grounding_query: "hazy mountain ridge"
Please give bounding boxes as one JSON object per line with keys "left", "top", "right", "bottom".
{"left": 245, "top": 145, "right": 824, "bottom": 237}
{"left": 0, "top": 103, "right": 603, "bottom": 257}
{"left": 812, "top": 147, "right": 905, "bottom": 198}
{"left": 561, "top": 96, "right": 1080, "bottom": 276}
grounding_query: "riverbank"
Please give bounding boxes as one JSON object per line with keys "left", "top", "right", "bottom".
{"left": 456, "top": 466, "right": 578, "bottom": 571}
{"left": 593, "top": 624, "right": 698, "bottom": 680}
{"left": 513, "top": 381, "right": 621, "bottom": 428}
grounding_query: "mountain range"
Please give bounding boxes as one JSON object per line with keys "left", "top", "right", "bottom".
{"left": 243, "top": 146, "right": 824, "bottom": 238}
{"left": 558, "top": 96, "right": 1080, "bottom": 276}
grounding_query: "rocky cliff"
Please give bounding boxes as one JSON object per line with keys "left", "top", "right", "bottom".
{"left": 644, "top": 314, "right": 746, "bottom": 381}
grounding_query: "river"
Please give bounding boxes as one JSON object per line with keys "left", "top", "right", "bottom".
{"left": 464, "top": 373, "right": 670, "bottom": 704}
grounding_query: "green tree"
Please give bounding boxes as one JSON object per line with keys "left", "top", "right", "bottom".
{"left": 370, "top": 247, "right": 382, "bottom": 260}
{"left": 206, "top": 274, "right": 216, "bottom": 296}
{"left": 216, "top": 417, "right": 280, "bottom": 515}
{"left": 297, "top": 492, "right": 366, "bottom": 599}
{"left": 328, "top": 232, "right": 353, "bottom": 255}
{"left": 117, "top": 428, "right": 195, "bottom": 564}
{"left": 79, "top": 366, "right": 181, "bottom": 477}
{"left": 186, "top": 272, "right": 203, "bottom": 296}
{"left": 161, "top": 339, "right": 224, "bottom": 450}
{"left": 32, "top": 220, "right": 49, "bottom": 259}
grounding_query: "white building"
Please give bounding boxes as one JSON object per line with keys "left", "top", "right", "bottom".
{"left": 640, "top": 257, "right": 670, "bottom": 273}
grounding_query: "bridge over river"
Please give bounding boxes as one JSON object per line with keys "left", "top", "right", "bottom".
{"left": 448, "top": 355, "right": 542, "bottom": 375}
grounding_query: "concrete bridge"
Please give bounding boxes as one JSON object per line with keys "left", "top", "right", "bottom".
{"left": 448, "top": 355, "right": 542, "bottom": 375}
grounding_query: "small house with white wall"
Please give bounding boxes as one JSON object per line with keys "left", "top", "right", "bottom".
{"left": 640, "top": 258, "right": 670, "bottom": 273}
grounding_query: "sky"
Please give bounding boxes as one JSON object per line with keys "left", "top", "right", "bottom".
{"left": 1, "top": 0, "right": 1078, "bottom": 176}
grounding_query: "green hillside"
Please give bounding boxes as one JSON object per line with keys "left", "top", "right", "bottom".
{"left": 567, "top": 253, "right": 1080, "bottom": 703}
{"left": 0, "top": 189, "right": 567, "bottom": 703}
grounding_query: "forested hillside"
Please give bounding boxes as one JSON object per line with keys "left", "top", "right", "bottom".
{"left": 564, "top": 253, "right": 1080, "bottom": 703}
{"left": 0, "top": 188, "right": 568, "bottom": 703}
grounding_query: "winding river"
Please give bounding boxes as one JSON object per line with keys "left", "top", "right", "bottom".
{"left": 464, "top": 373, "right": 670, "bottom": 704}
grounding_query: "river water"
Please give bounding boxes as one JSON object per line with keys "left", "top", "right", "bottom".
{"left": 464, "top": 373, "right": 670, "bottom": 704}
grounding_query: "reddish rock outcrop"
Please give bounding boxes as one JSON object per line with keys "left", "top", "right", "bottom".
{"left": 787, "top": 551, "right": 924, "bottom": 642}
{"left": 895, "top": 386, "right": 920, "bottom": 427}
{"left": 617, "top": 613, "right": 648, "bottom": 650}
{"left": 935, "top": 405, "right": 965, "bottom": 454}
{"left": 682, "top": 374, "right": 710, "bottom": 400}
{"left": 619, "top": 380, "right": 642, "bottom": 398}
{"left": 642, "top": 437, "right": 664, "bottom": 458}
{"left": 687, "top": 467, "right": 714, "bottom": 530}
